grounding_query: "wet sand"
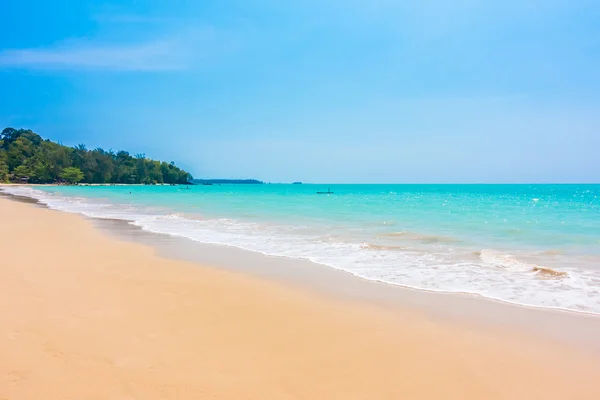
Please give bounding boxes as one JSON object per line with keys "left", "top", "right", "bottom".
{"left": 2, "top": 196, "right": 600, "bottom": 399}
{"left": 100, "top": 216, "right": 600, "bottom": 354}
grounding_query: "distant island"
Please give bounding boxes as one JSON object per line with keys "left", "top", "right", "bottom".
{"left": 192, "top": 179, "right": 264, "bottom": 185}
{"left": 0, "top": 127, "right": 192, "bottom": 185}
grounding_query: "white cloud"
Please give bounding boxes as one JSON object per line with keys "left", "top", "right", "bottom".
{"left": 0, "top": 23, "right": 219, "bottom": 72}
{"left": 0, "top": 38, "right": 186, "bottom": 71}
{"left": 92, "top": 14, "right": 177, "bottom": 24}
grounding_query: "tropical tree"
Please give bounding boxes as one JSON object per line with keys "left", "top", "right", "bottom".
{"left": 0, "top": 127, "right": 193, "bottom": 184}
{"left": 13, "top": 165, "right": 31, "bottom": 181}
{"left": 60, "top": 167, "right": 85, "bottom": 184}
{"left": 0, "top": 151, "right": 9, "bottom": 182}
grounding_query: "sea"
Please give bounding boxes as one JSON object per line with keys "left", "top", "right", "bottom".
{"left": 4, "top": 184, "right": 600, "bottom": 314}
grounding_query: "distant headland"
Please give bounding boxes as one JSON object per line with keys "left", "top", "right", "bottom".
{"left": 192, "top": 179, "right": 264, "bottom": 185}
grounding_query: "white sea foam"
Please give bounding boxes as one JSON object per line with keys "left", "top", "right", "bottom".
{"left": 4, "top": 186, "right": 600, "bottom": 315}
{"left": 479, "top": 249, "right": 544, "bottom": 272}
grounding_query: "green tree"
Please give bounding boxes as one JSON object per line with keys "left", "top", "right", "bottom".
{"left": 91, "top": 148, "right": 114, "bottom": 183}
{"left": 13, "top": 165, "right": 31, "bottom": 181}
{"left": 0, "top": 149, "right": 8, "bottom": 182}
{"left": 43, "top": 141, "right": 72, "bottom": 180}
{"left": 60, "top": 167, "right": 85, "bottom": 184}
{"left": 0, "top": 127, "right": 192, "bottom": 184}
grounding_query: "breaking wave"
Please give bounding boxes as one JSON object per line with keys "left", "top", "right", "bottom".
{"left": 382, "top": 231, "right": 459, "bottom": 244}
{"left": 2, "top": 185, "right": 599, "bottom": 315}
{"left": 479, "top": 249, "right": 567, "bottom": 279}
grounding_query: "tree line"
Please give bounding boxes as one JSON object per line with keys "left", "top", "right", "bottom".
{"left": 0, "top": 128, "right": 193, "bottom": 184}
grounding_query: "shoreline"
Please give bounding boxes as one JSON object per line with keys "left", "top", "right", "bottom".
{"left": 98, "top": 216, "right": 600, "bottom": 352}
{"left": 3, "top": 188, "right": 600, "bottom": 353}
{"left": 2, "top": 184, "right": 597, "bottom": 318}
{"left": 2, "top": 195, "right": 600, "bottom": 398}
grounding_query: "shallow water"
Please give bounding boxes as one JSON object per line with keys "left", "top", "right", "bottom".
{"left": 5, "top": 184, "right": 600, "bottom": 314}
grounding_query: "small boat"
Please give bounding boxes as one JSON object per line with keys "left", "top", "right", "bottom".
{"left": 316, "top": 188, "right": 334, "bottom": 194}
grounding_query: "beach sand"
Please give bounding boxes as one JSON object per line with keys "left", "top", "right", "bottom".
{"left": 2, "top": 196, "right": 600, "bottom": 399}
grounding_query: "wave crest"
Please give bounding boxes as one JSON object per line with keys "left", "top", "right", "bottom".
{"left": 383, "top": 231, "right": 458, "bottom": 243}
{"left": 479, "top": 249, "right": 567, "bottom": 279}
{"left": 531, "top": 266, "right": 568, "bottom": 278}
{"left": 360, "top": 243, "right": 406, "bottom": 251}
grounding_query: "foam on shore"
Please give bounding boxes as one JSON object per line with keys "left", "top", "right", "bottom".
{"left": 3, "top": 185, "right": 600, "bottom": 315}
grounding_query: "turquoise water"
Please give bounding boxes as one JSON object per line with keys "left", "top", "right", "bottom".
{"left": 6, "top": 184, "right": 600, "bottom": 313}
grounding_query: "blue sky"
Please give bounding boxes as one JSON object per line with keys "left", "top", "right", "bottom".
{"left": 1, "top": 0, "right": 599, "bottom": 183}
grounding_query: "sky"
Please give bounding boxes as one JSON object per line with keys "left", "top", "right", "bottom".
{"left": 1, "top": 0, "right": 599, "bottom": 183}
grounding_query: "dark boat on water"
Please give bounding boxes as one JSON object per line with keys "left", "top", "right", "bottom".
{"left": 316, "top": 188, "right": 334, "bottom": 194}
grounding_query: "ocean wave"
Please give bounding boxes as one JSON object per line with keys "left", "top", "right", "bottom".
{"left": 359, "top": 243, "right": 406, "bottom": 251}
{"left": 536, "top": 249, "right": 564, "bottom": 256}
{"left": 531, "top": 266, "right": 568, "bottom": 278}
{"left": 382, "top": 231, "right": 459, "bottom": 243}
{"left": 156, "top": 213, "right": 205, "bottom": 221}
{"left": 3, "top": 185, "right": 600, "bottom": 315}
{"left": 479, "top": 249, "right": 567, "bottom": 279}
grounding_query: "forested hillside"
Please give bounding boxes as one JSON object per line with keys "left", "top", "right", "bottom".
{"left": 0, "top": 128, "right": 192, "bottom": 184}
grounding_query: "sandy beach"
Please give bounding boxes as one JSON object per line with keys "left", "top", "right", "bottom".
{"left": 2, "top": 195, "right": 600, "bottom": 399}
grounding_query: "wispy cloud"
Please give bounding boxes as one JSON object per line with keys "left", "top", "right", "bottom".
{"left": 0, "top": 22, "right": 219, "bottom": 72}
{"left": 0, "top": 37, "right": 188, "bottom": 71}
{"left": 92, "top": 14, "right": 177, "bottom": 24}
